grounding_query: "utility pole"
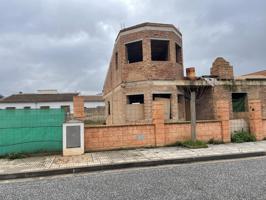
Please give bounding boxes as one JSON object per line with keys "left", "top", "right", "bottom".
{"left": 190, "top": 90, "right": 196, "bottom": 141}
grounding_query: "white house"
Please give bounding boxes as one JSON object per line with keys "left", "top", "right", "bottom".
{"left": 0, "top": 90, "right": 104, "bottom": 114}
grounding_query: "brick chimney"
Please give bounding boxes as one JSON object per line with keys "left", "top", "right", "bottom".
{"left": 73, "top": 96, "right": 85, "bottom": 119}
{"left": 186, "top": 67, "right": 196, "bottom": 80}
{"left": 210, "top": 57, "right": 234, "bottom": 79}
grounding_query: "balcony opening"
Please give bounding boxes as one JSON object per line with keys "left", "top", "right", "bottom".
{"left": 151, "top": 40, "right": 169, "bottom": 61}
{"left": 232, "top": 93, "right": 248, "bottom": 112}
{"left": 175, "top": 43, "right": 182, "bottom": 64}
{"left": 125, "top": 41, "right": 143, "bottom": 63}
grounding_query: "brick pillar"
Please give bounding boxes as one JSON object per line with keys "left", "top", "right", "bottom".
{"left": 215, "top": 100, "right": 230, "bottom": 143}
{"left": 170, "top": 92, "right": 178, "bottom": 120}
{"left": 152, "top": 101, "right": 165, "bottom": 147}
{"left": 144, "top": 92, "right": 152, "bottom": 123}
{"left": 73, "top": 96, "right": 85, "bottom": 119}
{"left": 249, "top": 100, "right": 263, "bottom": 140}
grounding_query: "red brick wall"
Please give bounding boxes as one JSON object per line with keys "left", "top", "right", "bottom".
{"left": 84, "top": 101, "right": 229, "bottom": 152}
{"left": 84, "top": 120, "right": 223, "bottom": 151}
{"left": 215, "top": 100, "right": 230, "bottom": 142}
{"left": 152, "top": 101, "right": 165, "bottom": 146}
{"left": 263, "top": 119, "right": 266, "bottom": 138}
{"left": 165, "top": 121, "right": 222, "bottom": 144}
{"left": 85, "top": 124, "right": 155, "bottom": 151}
{"left": 249, "top": 100, "right": 264, "bottom": 140}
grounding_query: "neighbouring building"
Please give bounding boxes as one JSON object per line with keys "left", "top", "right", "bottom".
{"left": 0, "top": 90, "right": 104, "bottom": 118}
{"left": 103, "top": 22, "right": 266, "bottom": 130}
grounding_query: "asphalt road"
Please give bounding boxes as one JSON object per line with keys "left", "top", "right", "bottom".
{"left": 1, "top": 157, "right": 266, "bottom": 200}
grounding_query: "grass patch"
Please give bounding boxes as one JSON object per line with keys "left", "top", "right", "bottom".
{"left": 208, "top": 138, "right": 224, "bottom": 145}
{"left": 181, "top": 140, "right": 208, "bottom": 149}
{"left": 164, "top": 140, "right": 208, "bottom": 149}
{"left": 231, "top": 131, "right": 256, "bottom": 143}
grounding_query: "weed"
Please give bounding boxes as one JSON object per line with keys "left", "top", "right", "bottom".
{"left": 231, "top": 131, "right": 256, "bottom": 143}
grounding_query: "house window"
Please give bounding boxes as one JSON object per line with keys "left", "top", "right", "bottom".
{"left": 40, "top": 106, "right": 50, "bottom": 110}
{"left": 24, "top": 106, "right": 31, "bottom": 109}
{"left": 175, "top": 43, "right": 182, "bottom": 64}
{"left": 232, "top": 93, "right": 247, "bottom": 112}
{"left": 151, "top": 40, "right": 169, "bottom": 61}
{"left": 108, "top": 101, "right": 111, "bottom": 115}
{"left": 125, "top": 41, "right": 143, "bottom": 63}
{"left": 127, "top": 94, "right": 144, "bottom": 104}
{"left": 6, "top": 107, "right": 15, "bottom": 110}
{"left": 115, "top": 52, "right": 118, "bottom": 70}
{"left": 61, "top": 105, "right": 70, "bottom": 113}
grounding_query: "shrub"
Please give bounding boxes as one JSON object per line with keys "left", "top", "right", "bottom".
{"left": 208, "top": 138, "right": 224, "bottom": 145}
{"left": 6, "top": 153, "right": 28, "bottom": 160}
{"left": 231, "top": 131, "right": 256, "bottom": 143}
{"left": 181, "top": 140, "right": 208, "bottom": 149}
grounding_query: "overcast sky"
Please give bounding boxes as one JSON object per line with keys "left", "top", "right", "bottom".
{"left": 0, "top": 0, "right": 265, "bottom": 96}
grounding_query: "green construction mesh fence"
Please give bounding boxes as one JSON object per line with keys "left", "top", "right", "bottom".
{"left": 0, "top": 109, "right": 65, "bottom": 156}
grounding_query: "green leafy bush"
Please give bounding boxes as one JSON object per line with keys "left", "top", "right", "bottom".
{"left": 231, "top": 131, "right": 256, "bottom": 143}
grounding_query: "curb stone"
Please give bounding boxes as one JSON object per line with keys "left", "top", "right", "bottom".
{"left": 1, "top": 151, "right": 265, "bottom": 180}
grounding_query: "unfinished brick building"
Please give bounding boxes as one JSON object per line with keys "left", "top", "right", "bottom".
{"left": 103, "top": 22, "right": 266, "bottom": 132}
{"left": 103, "top": 22, "right": 184, "bottom": 124}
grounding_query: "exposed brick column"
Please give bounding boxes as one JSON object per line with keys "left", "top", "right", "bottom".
{"left": 215, "top": 100, "right": 230, "bottom": 143}
{"left": 152, "top": 101, "right": 165, "bottom": 146}
{"left": 144, "top": 91, "right": 152, "bottom": 123}
{"left": 249, "top": 100, "right": 263, "bottom": 140}
{"left": 73, "top": 96, "right": 85, "bottom": 119}
{"left": 170, "top": 92, "right": 178, "bottom": 120}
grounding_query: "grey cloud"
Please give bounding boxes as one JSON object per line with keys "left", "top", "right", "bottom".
{"left": 0, "top": 0, "right": 265, "bottom": 96}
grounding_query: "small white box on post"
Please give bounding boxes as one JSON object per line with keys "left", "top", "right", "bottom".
{"left": 63, "top": 120, "right": 84, "bottom": 156}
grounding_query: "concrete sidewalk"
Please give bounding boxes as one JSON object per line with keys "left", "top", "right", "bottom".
{"left": 1, "top": 141, "right": 266, "bottom": 180}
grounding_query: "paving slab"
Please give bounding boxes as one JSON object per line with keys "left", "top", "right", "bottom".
{"left": 1, "top": 141, "right": 266, "bottom": 180}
